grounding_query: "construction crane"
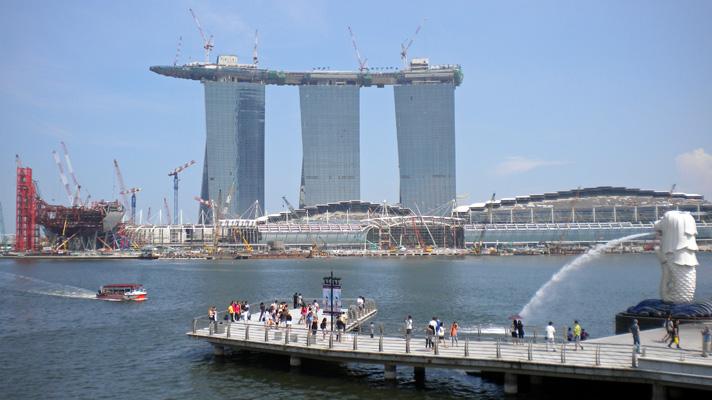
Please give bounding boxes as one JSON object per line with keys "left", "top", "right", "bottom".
{"left": 119, "top": 187, "right": 142, "bottom": 224}
{"left": 163, "top": 197, "right": 172, "bottom": 226}
{"left": 173, "top": 35, "right": 182, "bottom": 66}
{"left": 252, "top": 30, "right": 259, "bottom": 66}
{"left": 0, "top": 201, "right": 6, "bottom": 246}
{"left": 400, "top": 19, "right": 425, "bottom": 67}
{"left": 52, "top": 150, "right": 74, "bottom": 205}
{"left": 189, "top": 8, "right": 214, "bottom": 63}
{"left": 60, "top": 141, "right": 83, "bottom": 206}
{"left": 168, "top": 160, "right": 196, "bottom": 225}
{"left": 281, "top": 196, "right": 298, "bottom": 220}
{"left": 347, "top": 26, "right": 368, "bottom": 72}
{"left": 113, "top": 159, "right": 131, "bottom": 213}
{"left": 475, "top": 193, "right": 497, "bottom": 252}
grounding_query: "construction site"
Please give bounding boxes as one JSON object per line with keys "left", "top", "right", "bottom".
{"left": 4, "top": 10, "right": 712, "bottom": 259}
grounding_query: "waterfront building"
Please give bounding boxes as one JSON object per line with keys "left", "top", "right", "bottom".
{"left": 394, "top": 83, "right": 456, "bottom": 214}
{"left": 299, "top": 85, "right": 360, "bottom": 207}
{"left": 200, "top": 81, "right": 265, "bottom": 221}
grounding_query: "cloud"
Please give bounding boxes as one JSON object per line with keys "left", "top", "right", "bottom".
{"left": 676, "top": 148, "right": 712, "bottom": 198}
{"left": 494, "top": 156, "right": 567, "bottom": 176}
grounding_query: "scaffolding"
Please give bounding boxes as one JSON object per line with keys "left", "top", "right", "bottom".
{"left": 15, "top": 166, "right": 38, "bottom": 251}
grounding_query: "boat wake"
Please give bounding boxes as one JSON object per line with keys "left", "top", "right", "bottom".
{"left": 0, "top": 271, "right": 96, "bottom": 300}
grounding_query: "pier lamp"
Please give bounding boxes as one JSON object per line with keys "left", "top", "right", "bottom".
{"left": 323, "top": 271, "right": 342, "bottom": 333}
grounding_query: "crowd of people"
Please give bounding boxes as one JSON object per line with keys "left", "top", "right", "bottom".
{"left": 207, "top": 304, "right": 712, "bottom": 358}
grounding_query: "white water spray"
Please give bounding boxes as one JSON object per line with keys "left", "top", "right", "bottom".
{"left": 0, "top": 272, "right": 97, "bottom": 299}
{"left": 519, "top": 233, "right": 649, "bottom": 319}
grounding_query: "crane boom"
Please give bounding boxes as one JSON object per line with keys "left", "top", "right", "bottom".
{"left": 252, "top": 30, "right": 259, "bottom": 66}
{"left": 163, "top": 197, "right": 172, "bottom": 225}
{"left": 61, "top": 141, "right": 83, "bottom": 206}
{"left": 400, "top": 19, "right": 425, "bottom": 67}
{"left": 189, "top": 8, "right": 214, "bottom": 63}
{"left": 347, "top": 26, "right": 368, "bottom": 71}
{"left": 113, "top": 159, "right": 130, "bottom": 210}
{"left": 52, "top": 150, "right": 74, "bottom": 205}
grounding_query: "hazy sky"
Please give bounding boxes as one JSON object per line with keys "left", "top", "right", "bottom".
{"left": 2, "top": 1, "right": 712, "bottom": 230}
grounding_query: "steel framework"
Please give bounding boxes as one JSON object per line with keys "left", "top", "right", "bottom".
{"left": 15, "top": 166, "right": 38, "bottom": 251}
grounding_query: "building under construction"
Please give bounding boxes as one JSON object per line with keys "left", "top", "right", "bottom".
{"left": 14, "top": 158, "right": 125, "bottom": 253}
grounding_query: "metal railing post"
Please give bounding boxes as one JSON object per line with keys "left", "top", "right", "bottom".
{"left": 496, "top": 339, "right": 501, "bottom": 358}
{"left": 528, "top": 340, "right": 533, "bottom": 361}
{"left": 227, "top": 322, "right": 231, "bottom": 338}
{"left": 244, "top": 324, "right": 249, "bottom": 340}
{"left": 631, "top": 347, "right": 638, "bottom": 367}
{"left": 193, "top": 319, "right": 197, "bottom": 334}
{"left": 379, "top": 333, "right": 384, "bottom": 352}
{"left": 285, "top": 326, "right": 290, "bottom": 344}
{"left": 264, "top": 325, "right": 269, "bottom": 342}
{"left": 209, "top": 322, "right": 214, "bottom": 336}
{"left": 307, "top": 329, "right": 311, "bottom": 347}
{"left": 595, "top": 345, "right": 601, "bottom": 366}
{"left": 406, "top": 336, "right": 411, "bottom": 353}
{"left": 533, "top": 328, "right": 537, "bottom": 343}
{"left": 329, "top": 332, "right": 334, "bottom": 349}
{"left": 641, "top": 346, "right": 646, "bottom": 357}
{"left": 561, "top": 343, "right": 566, "bottom": 364}
{"left": 464, "top": 338, "right": 469, "bottom": 357}
{"left": 353, "top": 333, "right": 358, "bottom": 350}
{"left": 434, "top": 335, "right": 440, "bottom": 355}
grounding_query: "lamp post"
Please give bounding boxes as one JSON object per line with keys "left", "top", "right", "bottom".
{"left": 323, "top": 271, "right": 341, "bottom": 334}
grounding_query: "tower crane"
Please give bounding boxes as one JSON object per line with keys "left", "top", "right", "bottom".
{"left": 168, "top": 160, "right": 196, "bottom": 225}
{"left": 400, "top": 19, "right": 425, "bottom": 67}
{"left": 281, "top": 196, "right": 298, "bottom": 220}
{"left": 347, "top": 26, "right": 368, "bottom": 72}
{"left": 119, "top": 187, "right": 142, "bottom": 224}
{"left": 188, "top": 8, "right": 214, "bottom": 63}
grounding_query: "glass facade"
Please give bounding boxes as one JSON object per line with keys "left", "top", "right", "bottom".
{"left": 394, "top": 84, "right": 456, "bottom": 214}
{"left": 201, "top": 81, "right": 265, "bottom": 222}
{"left": 299, "top": 85, "right": 360, "bottom": 207}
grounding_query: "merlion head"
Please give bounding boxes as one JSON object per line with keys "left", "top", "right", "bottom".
{"left": 654, "top": 211, "right": 699, "bottom": 304}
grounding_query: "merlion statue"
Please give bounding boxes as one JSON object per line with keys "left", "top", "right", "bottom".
{"left": 654, "top": 210, "right": 699, "bottom": 303}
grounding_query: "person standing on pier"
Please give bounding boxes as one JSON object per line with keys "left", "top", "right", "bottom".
{"left": 293, "top": 292, "right": 298, "bottom": 309}
{"left": 668, "top": 320, "right": 681, "bottom": 349}
{"left": 320, "top": 317, "right": 327, "bottom": 339}
{"left": 701, "top": 326, "right": 711, "bottom": 357}
{"left": 517, "top": 320, "right": 525, "bottom": 342}
{"left": 405, "top": 315, "right": 413, "bottom": 338}
{"left": 511, "top": 320, "right": 519, "bottom": 344}
{"left": 630, "top": 319, "right": 641, "bottom": 353}
{"left": 228, "top": 302, "right": 235, "bottom": 322}
{"left": 450, "top": 321, "right": 459, "bottom": 347}
{"left": 258, "top": 302, "right": 266, "bottom": 322}
{"left": 369, "top": 321, "right": 375, "bottom": 338}
{"left": 573, "top": 320, "right": 584, "bottom": 350}
{"left": 545, "top": 321, "right": 556, "bottom": 352}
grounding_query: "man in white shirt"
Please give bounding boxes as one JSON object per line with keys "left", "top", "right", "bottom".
{"left": 546, "top": 321, "right": 557, "bottom": 352}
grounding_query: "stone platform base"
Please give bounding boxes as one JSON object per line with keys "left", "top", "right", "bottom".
{"left": 615, "top": 312, "right": 712, "bottom": 334}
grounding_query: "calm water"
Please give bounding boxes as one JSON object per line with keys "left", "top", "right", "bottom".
{"left": 1, "top": 254, "right": 711, "bottom": 399}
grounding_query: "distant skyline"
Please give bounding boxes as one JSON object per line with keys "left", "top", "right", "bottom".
{"left": 2, "top": 1, "right": 712, "bottom": 232}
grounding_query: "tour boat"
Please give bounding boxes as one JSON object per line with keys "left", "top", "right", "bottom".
{"left": 96, "top": 284, "right": 147, "bottom": 302}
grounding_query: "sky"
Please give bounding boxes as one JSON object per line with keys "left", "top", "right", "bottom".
{"left": 2, "top": 1, "right": 712, "bottom": 231}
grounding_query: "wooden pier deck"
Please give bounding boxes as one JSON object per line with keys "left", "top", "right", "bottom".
{"left": 188, "top": 312, "right": 712, "bottom": 398}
